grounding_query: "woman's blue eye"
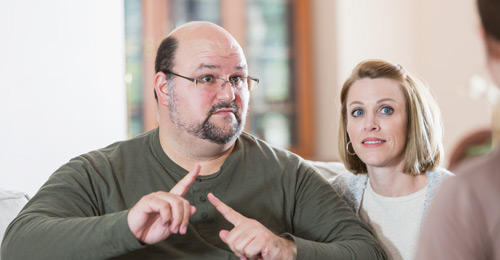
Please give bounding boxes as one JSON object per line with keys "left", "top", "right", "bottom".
{"left": 380, "top": 107, "right": 394, "bottom": 115}
{"left": 352, "top": 109, "right": 363, "bottom": 117}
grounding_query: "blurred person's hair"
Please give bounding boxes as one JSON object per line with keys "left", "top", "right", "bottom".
{"left": 338, "top": 59, "right": 443, "bottom": 174}
{"left": 478, "top": 0, "right": 500, "bottom": 59}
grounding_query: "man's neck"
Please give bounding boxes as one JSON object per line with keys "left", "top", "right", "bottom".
{"left": 158, "top": 126, "right": 237, "bottom": 176}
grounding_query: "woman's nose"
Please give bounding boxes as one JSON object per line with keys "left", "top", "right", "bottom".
{"left": 364, "top": 115, "right": 380, "bottom": 132}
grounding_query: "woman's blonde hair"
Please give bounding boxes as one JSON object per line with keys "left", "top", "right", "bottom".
{"left": 338, "top": 59, "right": 443, "bottom": 174}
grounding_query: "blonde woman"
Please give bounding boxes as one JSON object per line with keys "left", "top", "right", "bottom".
{"left": 331, "top": 59, "right": 453, "bottom": 260}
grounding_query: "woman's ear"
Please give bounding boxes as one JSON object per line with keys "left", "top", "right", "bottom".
{"left": 154, "top": 72, "right": 170, "bottom": 106}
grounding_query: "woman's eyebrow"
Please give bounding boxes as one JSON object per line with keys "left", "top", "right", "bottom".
{"left": 377, "top": 98, "right": 397, "bottom": 104}
{"left": 348, "top": 101, "right": 363, "bottom": 107}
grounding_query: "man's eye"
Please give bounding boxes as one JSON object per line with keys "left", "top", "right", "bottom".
{"left": 200, "top": 75, "right": 216, "bottom": 83}
{"left": 229, "top": 76, "right": 243, "bottom": 84}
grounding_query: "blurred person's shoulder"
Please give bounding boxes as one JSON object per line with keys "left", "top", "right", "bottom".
{"left": 445, "top": 144, "right": 500, "bottom": 258}
{"left": 448, "top": 145, "right": 500, "bottom": 206}
{"left": 454, "top": 145, "right": 500, "bottom": 183}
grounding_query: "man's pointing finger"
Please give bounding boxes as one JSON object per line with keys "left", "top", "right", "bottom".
{"left": 207, "top": 192, "right": 245, "bottom": 226}
{"left": 170, "top": 164, "right": 201, "bottom": 196}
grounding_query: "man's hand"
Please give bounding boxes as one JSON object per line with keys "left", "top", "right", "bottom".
{"left": 208, "top": 193, "right": 297, "bottom": 260}
{"left": 127, "top": 164, "right": 201, "bottom": 244}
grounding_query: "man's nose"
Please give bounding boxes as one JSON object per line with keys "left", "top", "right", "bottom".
{"left": 216, "top": 79, "right": 236, "bottom": 101}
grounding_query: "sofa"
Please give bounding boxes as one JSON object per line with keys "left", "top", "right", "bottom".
{"left": 0, "top": 188, "right": 29, "bottom": 249}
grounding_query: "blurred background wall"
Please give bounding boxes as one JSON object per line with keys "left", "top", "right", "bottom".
{"left": 315, "top": 0, "right": 491, "bottom": 162}
{"left": 0, "top": 1, "right": 127, "bottom": 196}
{"left": 0, "top": 0, "right": 492, "bottom": 196}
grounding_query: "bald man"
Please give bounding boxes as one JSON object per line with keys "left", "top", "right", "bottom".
{"left": 2, "top": 22, "right": 386, "bottom": 260}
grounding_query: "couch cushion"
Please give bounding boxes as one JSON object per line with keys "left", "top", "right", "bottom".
{"left": 0, "top": 188, "right": 29, "bottom": 245}
{"left": 306, "top": 160, "right": 349, "bottom": 180}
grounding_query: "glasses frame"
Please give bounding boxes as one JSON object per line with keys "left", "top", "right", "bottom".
{"left": 164, "top": 70, "right": 259, "bottom": 91}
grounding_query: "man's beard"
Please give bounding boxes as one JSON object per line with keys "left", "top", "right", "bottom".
{"left": 168, "top": 90, "right": 245, "bottom": 144}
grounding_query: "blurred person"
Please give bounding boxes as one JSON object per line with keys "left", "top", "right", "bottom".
{"left": 416, "top": 0, "right": 500, "bottom": 259}
{"left": 1, "top": 22, "right": 387, "bottom": 259}
{"left": 331, "top": 59, "right": 454, "bottom": 260}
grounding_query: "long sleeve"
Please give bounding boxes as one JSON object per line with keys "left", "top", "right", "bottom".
{"left": 287, "top": 166, "right": 387, "bottom": 259}
{"left": 1, "top": 157, "right": 144, "bottom": 260}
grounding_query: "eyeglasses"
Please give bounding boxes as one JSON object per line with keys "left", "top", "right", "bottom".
{"left": 164, "top": 71, "right": 259, "bottom": 91}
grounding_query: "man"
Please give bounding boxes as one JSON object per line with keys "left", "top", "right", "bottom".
{"left": 1, "top": 21, "right": 386, "bottom": 259}
{"left": 415, "top": 0, "right": 500, "bottom": 259}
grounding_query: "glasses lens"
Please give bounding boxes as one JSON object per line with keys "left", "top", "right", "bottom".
{"left": 196, "top": 76, "right": 258, "bottom": 91}
{"left": 248, "top": 78, "right": 259, "bottom": 91}
{"left": 232, "top": 78, "right": 244, "bottom": 89}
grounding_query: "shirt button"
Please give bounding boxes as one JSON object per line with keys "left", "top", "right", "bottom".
{"left": 196, "top": 178, "right": 202, "bottom": 182}
{"left": 199, "top": 196, "right": 207, "bottom": 202}
{"left": 201, "top": 213, "right": 208, "bottom": 219}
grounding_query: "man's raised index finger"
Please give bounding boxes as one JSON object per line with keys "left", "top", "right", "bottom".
{"left": 207, "top": 192, "right": 244, "bottom": 225}
{"left": 170, "top": 164, "right": 201, "bottom": 196}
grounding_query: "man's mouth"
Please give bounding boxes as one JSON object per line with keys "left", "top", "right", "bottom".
{"left": 209, "top": 102, "right": 240, "bottom": 117}
{"left": 214, "top": 108, "right": 235, "bottom": 114}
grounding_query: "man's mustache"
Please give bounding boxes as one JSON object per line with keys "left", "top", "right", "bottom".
{"left": 208, "top": 102, "right": 240, "bottom": 118}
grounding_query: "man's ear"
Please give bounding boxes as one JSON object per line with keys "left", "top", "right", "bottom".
{"left": 154, "top": 72, "right": 170, "bottom": 106}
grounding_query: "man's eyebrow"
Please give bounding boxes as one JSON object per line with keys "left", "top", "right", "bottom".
{"left": 196, "top": 64, "right": 219, "bottom": 70}
{"left": 195, "top": 63, "right": 247, "bottom": 71}
{"left": 235, "top": 64, "right": 247, "bottom": 70}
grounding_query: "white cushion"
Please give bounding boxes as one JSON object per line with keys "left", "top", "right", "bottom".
{"left": 0, "top": 188, "right": 28, "bottom": 246}
{"left": 306, "top": 160, "right": 349, "bottom": 180}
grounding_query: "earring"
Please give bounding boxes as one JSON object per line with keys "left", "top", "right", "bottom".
{"left": 346, "top": 141, "right": 356, "bottom": 156}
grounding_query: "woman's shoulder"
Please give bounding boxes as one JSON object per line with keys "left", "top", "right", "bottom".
{"left": 424, "top": 167, "right": 455, "bottom": 209}
{"left": 426, "top": 167, "right": 455, "bottom": 184}
{"left": 331, "top": 168, "right": 367, "bottom": 182}
{"left": 331, "top": 170, "right": 368, "bottom": 196}
{"left": 330, "top": 170, "right": 367, "bottom": 214}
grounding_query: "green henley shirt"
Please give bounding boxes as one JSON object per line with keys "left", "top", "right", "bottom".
{"left": 1, "top": 128, "right": 386, "bottom": 259}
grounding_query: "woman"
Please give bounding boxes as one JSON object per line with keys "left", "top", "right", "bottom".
{"left": 331, "top": 59, "right": 453, "bottom": 260}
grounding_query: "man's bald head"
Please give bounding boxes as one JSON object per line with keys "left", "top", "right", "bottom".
{"left": 155, "top": 21, "right": 243, "bottom": 74}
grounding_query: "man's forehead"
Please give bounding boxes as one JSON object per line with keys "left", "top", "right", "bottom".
{"left": 177, "top": 39, "right": 247, "bottom": 69}
{"left": 179, "top": 36, "right": 244, "bottom": 56}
